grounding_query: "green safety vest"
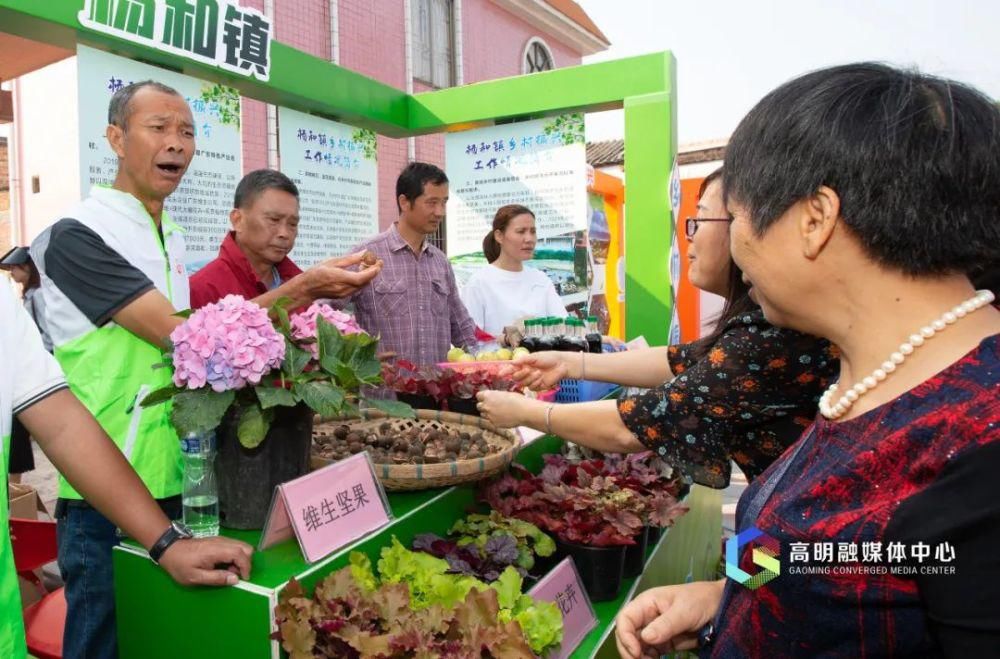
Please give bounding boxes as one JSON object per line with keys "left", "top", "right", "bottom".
{"left": 0, "top": 440, "right": 26, "bottom": 659}
{"left": 54, "top": 326, "right": 182, "bottom": 499}
{"left": 33, "top": 187, "right": 191, "bottom": 500}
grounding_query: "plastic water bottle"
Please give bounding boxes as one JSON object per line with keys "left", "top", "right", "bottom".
{"left": 181, "top": 432, "right": 219, "bottom": 538}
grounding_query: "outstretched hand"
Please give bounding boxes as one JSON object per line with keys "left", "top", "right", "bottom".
{"left": 304, "top": 251, "right": 383, "bottom": 299}
{"left": 476, "top": 389, "right": 537, "bottom": 428}
{"left": 615, "top": 580, "right": 725, "bottom": 659}
{"left": 502, "top": 351, "right": 568, "bottom": 391}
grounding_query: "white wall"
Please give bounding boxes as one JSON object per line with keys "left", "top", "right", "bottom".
{"left": 679, "top": 160, "right": 722, "bottom": 180}
{"left": 13, "top": 56, "right": 81, "bottom": 242}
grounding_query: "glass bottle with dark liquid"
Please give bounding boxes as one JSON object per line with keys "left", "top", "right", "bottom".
{"left": 535, "top": 318, "right": 559, "bottom": 351}
{"left": 563, "top": 318, "right": 589, "bottom": 352}
{"left": 585, "top": 315, "right": 603, "bottom": 354}
{"left": 521, "top": 317, "right": 539, "bottom": 351}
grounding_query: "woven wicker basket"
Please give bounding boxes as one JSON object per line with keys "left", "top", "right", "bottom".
{"left": 311, "top": 409, "right": 520, "bottom": 491}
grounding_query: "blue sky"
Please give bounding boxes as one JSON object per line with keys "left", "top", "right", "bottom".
{"left": 578, "top": 0, "right": 1000, "bottom": 144}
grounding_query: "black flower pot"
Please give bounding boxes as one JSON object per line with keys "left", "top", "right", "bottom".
{"left": 215, "top": 403, "right": 314, "bottom": 530}
{"left": 444, "top": 396, "right": 479, "bottom": 416}
{"left": 623, "top": 527, "right": 649, "bottom": 579}
{"left": 522, "top": 573, "right": 541, "bottom": 590}
{"left": 555, "top": 538, "right": 625, "bottom": 602}
{"left": 530, "top": 551, "right": 560, "bottom": 579}
{"left": 396, "top": 392, "right": 439, "bottom": 410}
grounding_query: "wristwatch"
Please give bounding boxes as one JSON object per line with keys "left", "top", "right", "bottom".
{"left": 148, "top": 521, "right": 194, "bottom": 565}
{"left": 698, "top": 622, "right": 716, "bottom": 648}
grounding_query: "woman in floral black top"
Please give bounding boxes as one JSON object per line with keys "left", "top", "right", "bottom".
{"left": 620, "top": 308, "right": 837, "bottom": 486}
{"left": 477, "top": 170, "right": 837, "bottom": 488}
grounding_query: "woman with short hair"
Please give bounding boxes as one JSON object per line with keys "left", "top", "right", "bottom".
{"left": 616, "top": 63, "right": 1000, "bottom": 658}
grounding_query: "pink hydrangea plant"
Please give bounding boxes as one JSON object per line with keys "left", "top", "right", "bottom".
{"left": 170, "top": 295, "right": 286, "bottom": 392}
{"left": 289, "top": 303, "right": 365, "bottom": 357}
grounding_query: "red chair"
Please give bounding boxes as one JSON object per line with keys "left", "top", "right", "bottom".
{"left": 10, "top": 517, "right": 64, "bottom": 659}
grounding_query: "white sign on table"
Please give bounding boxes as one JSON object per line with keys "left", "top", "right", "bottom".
{"left": 625, "top": 335, "right": 649, "bottom": 351}
{"left": 277, "top": 107, "right": 380, "bottom": 268}
{"left": 258, "top": 452, "right": 393, "bottom": 563}
{"left": 529, "top": 557, "right": 598, "bottom": 658}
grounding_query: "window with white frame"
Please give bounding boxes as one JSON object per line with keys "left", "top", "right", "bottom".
{"left": 412, "top": 0, "right": 455, "bottom": 88}
{"left": 523, "top": 37, "right": 554, "bottom": 74}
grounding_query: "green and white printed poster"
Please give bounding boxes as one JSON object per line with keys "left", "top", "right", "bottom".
{"left": 77, "top": 45, "right": 242, "bottom": 272}
{"left": 445, "top": 114, "right": 587, "bottom": 258}
{"left": 444, "top": 114, "right": 588, "bottom": 304}
{"left": 277, "top": 107, "right": 379, "bottom": 268}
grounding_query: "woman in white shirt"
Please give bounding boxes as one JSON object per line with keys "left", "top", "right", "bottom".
{"left": 461, "top": 205, "right": 566, "bottom": 338}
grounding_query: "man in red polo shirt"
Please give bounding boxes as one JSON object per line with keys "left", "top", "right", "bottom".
{"left": 191, "top": 169, "right": 380, "bottom": 309}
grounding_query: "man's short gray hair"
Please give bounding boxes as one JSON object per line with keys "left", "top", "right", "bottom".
{"left": 107, "top": 80, "right": 184, "bottom": 129}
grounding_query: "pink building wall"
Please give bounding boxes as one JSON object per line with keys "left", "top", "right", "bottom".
{"left": 239, "top": 0, "right": 269, "bottom": 173}
{"left": 462, "top": 0, "right": 581, "bottom": 84}
{"left": 337, "top": 1, "right": 410, "bottom": 227}
{"left": 239, "top": 0, "right": 586, "bottom": 231}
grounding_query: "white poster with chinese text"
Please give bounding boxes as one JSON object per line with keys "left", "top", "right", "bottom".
{"left": 444, "top": 114, "right": 587, "bottom": 259}
{"left": 277, "top": 107, "right": 379, "bottom": 268}
{"left": 77, "top": 45, "right": 242, "bottom": 272}
{"left": 445, "top": 114, "right": 588, "bottom": 306}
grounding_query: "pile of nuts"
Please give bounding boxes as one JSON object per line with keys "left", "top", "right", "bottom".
{"left": 314, "top": 421, "right": 498, "bottom": 464}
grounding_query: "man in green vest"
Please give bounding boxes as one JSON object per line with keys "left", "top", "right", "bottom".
{"left": 33, "top": 77, "right": 375, "bottom": 659}
{"left": 31, "top": 79, "right": 197, "bottom": 659}
{"left": 0, "top": 280, "right": 253, "bottom": 659}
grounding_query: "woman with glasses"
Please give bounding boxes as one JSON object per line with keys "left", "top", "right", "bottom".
{"left": 616, "top": 63, "right": 1000, "bottom": 658}
{"left": 475, "top": 167, "right": 837, "bottom": 488}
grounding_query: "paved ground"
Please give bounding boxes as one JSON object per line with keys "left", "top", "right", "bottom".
{"left": 20, "top": 441, "right": 59, "bottom": 515}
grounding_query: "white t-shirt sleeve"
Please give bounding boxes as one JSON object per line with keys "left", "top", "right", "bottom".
{"left": 460, "top": 273, "right": 487, "bottom": 331}
{"left": 5, "top": 286, "right": 67, "bottom": 415}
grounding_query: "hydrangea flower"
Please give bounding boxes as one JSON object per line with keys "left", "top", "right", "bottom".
{"left": 290, "top": 303, "right": 365, "bottom": 357}
{"left": 170, "top": 295, "right": 285, "bottom": 391}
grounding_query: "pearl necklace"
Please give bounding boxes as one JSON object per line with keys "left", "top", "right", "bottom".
{"left": 819, "top": 289, "right": 996, "bottom": 420}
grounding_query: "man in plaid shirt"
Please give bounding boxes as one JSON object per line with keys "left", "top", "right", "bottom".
{"left": 348, "top": 162, "right": 477, "bottom": 366}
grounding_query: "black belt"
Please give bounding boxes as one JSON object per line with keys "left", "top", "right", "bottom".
{"left": 55, "top": 494, "right": 183, "bottom": 519}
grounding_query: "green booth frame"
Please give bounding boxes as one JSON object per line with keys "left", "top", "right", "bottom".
{"left": 0, "top": 1, "right": 723, "bottom": 656}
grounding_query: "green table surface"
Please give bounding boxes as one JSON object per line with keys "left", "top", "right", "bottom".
{"left": 120, "top": 432, "right": 723, "bottom": 658}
